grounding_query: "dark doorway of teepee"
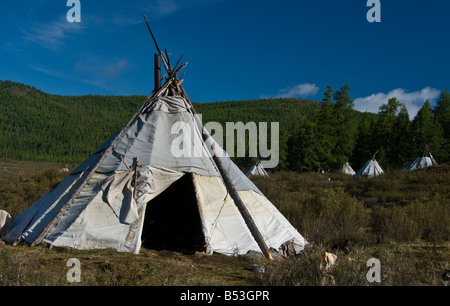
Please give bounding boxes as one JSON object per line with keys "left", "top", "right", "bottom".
{"left": 141, "top": 173, "right": 205, "bottom": 254}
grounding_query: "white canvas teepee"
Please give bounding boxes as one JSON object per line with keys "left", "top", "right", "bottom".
{"left": 2, "top": 48, "right": 306, "bottom": 259}
{"left": 354, "top": 153, "right": 384, "bottom": 178}
{"left": 404, "top": 145, "right": 438, "bottom": 171}
{"left": 245, "top": 161, "right": 269, "bottom": 177}
{"left": 404, "top": 156, "right": 433, "bottom": 171}
{"left": 340, "top": 161, "right": 356, "bottom": 176}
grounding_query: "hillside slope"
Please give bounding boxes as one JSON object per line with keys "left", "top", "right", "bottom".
{"left": 0, "top": 81, "right": 319, "bottom": 164}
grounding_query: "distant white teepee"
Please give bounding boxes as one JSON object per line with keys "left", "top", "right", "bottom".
{"left": 245, "top": 161, "right": 269, "bottom": 177}
{"left": 404, "top": 145, "right": 438, "bottom": 171}
{"left": 354, "top": 152, "right": 384, "bottom": 178}
{"left": 340, "top": 161, "right": 356, "bottom": 176}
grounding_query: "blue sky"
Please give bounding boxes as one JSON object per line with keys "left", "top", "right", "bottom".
{"left": 1, "top": 0, "right": 449, "bottom": 118}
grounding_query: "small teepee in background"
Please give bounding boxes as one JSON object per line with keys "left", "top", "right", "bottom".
{"left": 245, "top": 161, "right": 269, "bottom": 177}
{"left": 404, "top": 145, "right": 438, "bottom": 171}
{"left": 354, "top": 151, "right": 384, "bottom": 178}
{"left": 339, "top": 160, "right": 356, "bottom": 176}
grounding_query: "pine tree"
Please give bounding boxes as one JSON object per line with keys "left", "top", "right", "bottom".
{"left": 322, "top": 85, "right": 334, "bottom": 104}
{"left": 278, "top": 128, "right": 290, "bottom": 170}
{"left": 391, "top": 104, "right": 413, "bottom": 168}
{"left": 434, "top": 88, "right": 450, "bottom": 162}
{"left": 411, "top": 100, "right": 444, "bottom": 160}
{"left": 373, "top": 97, "right": 402, "bottom": 167}
{"left": 352, "top": 113, "right": 376, "bottom": 169}
{"left": 313, "top": 86, "right": 337, "bottom": 171}
{"left": 332, "top": 84, "right": 357, "bottom": 168}
{"left": 289, "top": 120, "right": 320, "bottom": 172}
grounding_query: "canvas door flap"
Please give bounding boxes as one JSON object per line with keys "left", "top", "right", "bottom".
{"left": 102, "top": 171, "right": 138, "bottom": 225}
{"left": 102, "top": 167, "right": 185, "bottom": 225}
{"left": 135, "top": 165, "right": 185, "bottom": 206}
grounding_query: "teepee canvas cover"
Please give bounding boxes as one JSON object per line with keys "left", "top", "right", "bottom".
{"left": 245, "top": 161, "right": 269, "bottom": 177}
{"left": 340, "top": 161, "right": 356, "bottom": 176}
{"left": 354, "top": 153, "right": 384, "bottom": 178}
{"left": 404, "top": 156, "right": 433, "bottom": 171}
{"left": 404, "top": 145, "right": 438, "bottom": 171}
{"left": 2, "top": 48, "right": 306, "bottom": 258}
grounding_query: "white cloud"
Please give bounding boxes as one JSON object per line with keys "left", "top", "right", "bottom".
{"left": 75, "top": 59, "right": 128, "bottom": 78}
{"left": 107, "top": 0, "right": 226, "bottom": 25}
{"left": 29, "top": 58, "right": 130, "bottom": 94}
{"left": 28, "top": 64, "right": 69, "bottom": 80}
{"left": 22, "top": 17, "right": 86, "bottom": 51}
{"left": 269, "top": 83, "right": 320, "bottom": 99}
{"left": 354, "top": 87, "right": 441, "bottom": 119}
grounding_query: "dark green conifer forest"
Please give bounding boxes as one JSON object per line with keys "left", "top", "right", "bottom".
{"left": 1, "top": 80, "right": 448, "bottom": 172}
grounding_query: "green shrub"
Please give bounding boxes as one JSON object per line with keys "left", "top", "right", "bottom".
{"left": 261, "top": 245, "right": 324, "bottom": 286}
{"left": 370, "top": 199, "right": 449, "bottom": 244}
{"left": 304, "top": 188, "right": 370, "bottom": 245}
{"left": 0, "top": 168, "right": 67, "bottom": 217}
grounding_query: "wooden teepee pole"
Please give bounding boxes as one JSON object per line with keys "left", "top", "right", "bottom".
{"left": 154, "top": 53, "right": 161, "bottom": 91}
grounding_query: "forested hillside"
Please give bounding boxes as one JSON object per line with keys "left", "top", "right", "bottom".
{"left": 0, "top": 81, "right": 319, "bottom": 166}
{"left": 195, "top": 98, "right": 318, "bottom": 130}
{"left": 1, "top": 80, "right": 449, "bottom": 171}
{"left": 0, "top": 81, "right": 143, "bottom": 163}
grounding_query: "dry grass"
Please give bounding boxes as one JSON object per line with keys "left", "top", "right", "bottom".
{"left": 261, "top": 243, "right": 448, "bottom": 286}
{"left": 0, "top": 244, "right": 259, "bottom": 286}
{"left": 1, "top": 159, "right": 449, "bottom": 286}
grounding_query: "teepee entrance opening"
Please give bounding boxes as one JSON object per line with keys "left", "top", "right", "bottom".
{"left": 141, "top": 173, "right": 205, "bottom": 253}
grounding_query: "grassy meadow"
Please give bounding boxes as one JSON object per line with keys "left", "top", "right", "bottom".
{"left": 0, "top": 159, "right": 449, "bottom": 286}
